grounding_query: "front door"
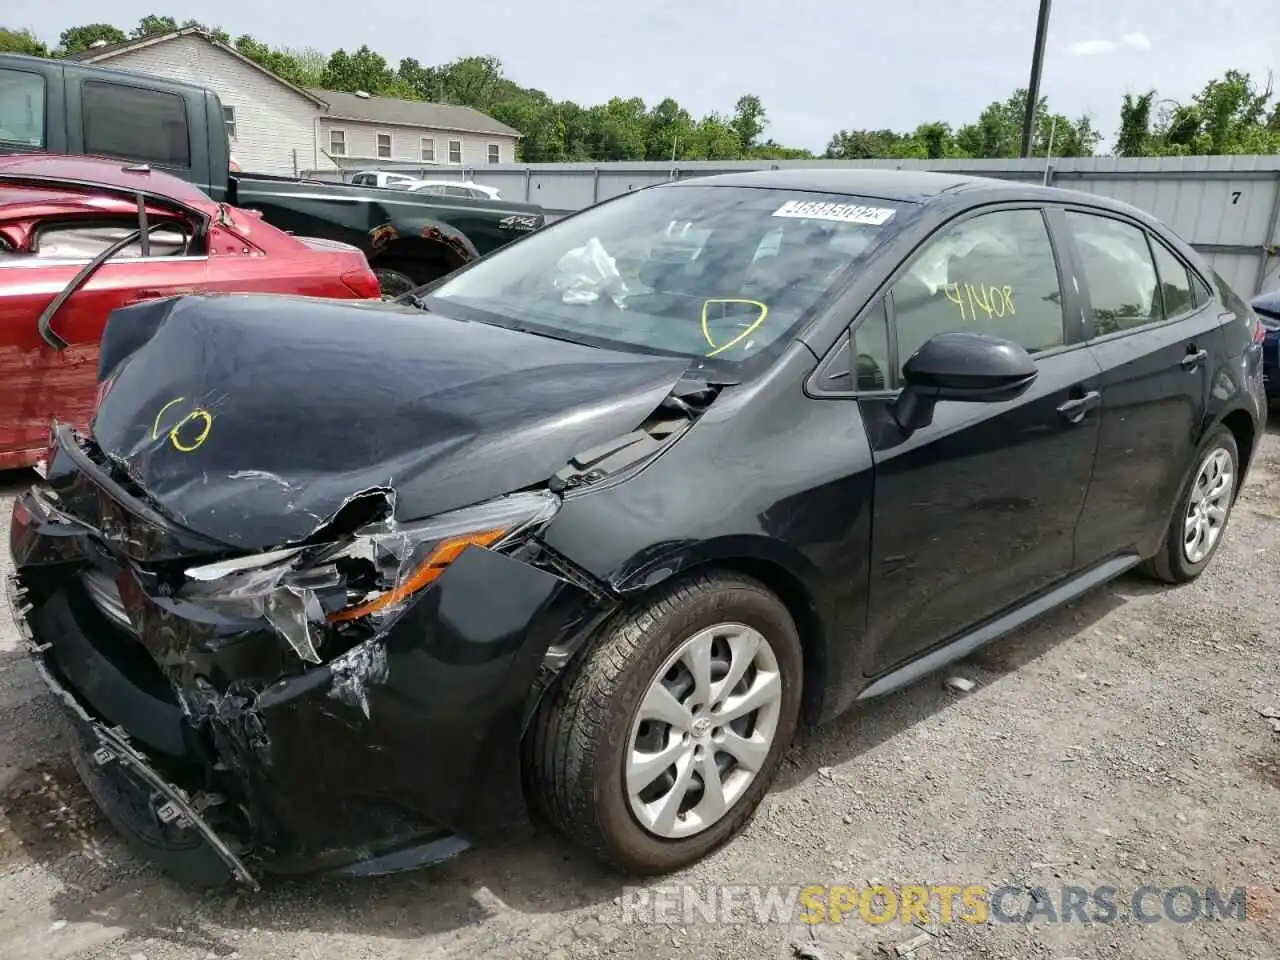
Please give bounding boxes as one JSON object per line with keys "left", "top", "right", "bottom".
{"left": 1058, "top": 209, "right": 1218, "bottom": 567}
{"left": 855, "top": 206, "right": 1103, "bottom": 676}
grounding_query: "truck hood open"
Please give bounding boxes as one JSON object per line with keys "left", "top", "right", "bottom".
{"left": 90, "top": 295, "right": 690, "bottom": 551}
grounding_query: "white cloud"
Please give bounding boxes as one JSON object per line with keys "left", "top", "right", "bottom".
{"left": 1121, "top": 32, "right": 1152, "bottom": 51}
{"left": 1068, "top": 39, "right": 1118, "bottom": 56}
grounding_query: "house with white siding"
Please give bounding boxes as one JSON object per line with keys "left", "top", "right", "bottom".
{"left": 70, "top": 28, "right": 521, "bottom": 177}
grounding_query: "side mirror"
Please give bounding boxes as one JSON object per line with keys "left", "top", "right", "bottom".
{"left": 893, "top": 331, "right": 1037, "bottom": 433}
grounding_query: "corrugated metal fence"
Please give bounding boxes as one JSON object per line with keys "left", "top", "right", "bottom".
{"left": 311, "top": 156, "right": 1280, "bottom": 295}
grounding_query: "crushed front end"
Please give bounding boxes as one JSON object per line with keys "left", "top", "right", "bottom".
{"left": 9, "top": 425, "right": 607, "bottom": 886}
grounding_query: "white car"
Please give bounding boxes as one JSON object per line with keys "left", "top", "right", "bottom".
{"left": 348, "top": 170, "right": 431, "bottom": 190}
{"left": 408, "top": 179, "right": 503, "bottom": 201}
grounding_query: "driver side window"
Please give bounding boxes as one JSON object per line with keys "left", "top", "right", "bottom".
{"left": 888, "top": 208, "right": 1065, "bottom": 365}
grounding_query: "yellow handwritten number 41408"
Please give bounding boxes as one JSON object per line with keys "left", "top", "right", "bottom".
{"left": 151, "top": 397, "right": 213, "bottom": 453}
{"left": 945, "top": 282, "right": 1016, "bottom": 323}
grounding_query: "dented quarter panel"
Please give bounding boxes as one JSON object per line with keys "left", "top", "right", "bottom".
{"left": 90, "top": 295, "right": 691, "bottom": 549}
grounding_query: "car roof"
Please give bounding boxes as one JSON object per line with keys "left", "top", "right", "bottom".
{"left": 0, "top": 154, "right": 216, "bottom": 209}
{"left": 671, "top": 167, "right": 1147, "bottom": 217}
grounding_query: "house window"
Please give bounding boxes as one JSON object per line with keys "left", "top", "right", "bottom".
{"left": 377, "top": 132, "right": 392, "bottom": 159}
{"left": 329, "top": 128, "right": 346, "bottom": 156}
{"left": 487, "top": 143, "right": 500, "bottom": 164}
{"left": 420, "top": 137, "right": 434, "bottom": 162}
{"left": 448, "top": 139, "right": 462, "bottom": 164}
{"left": 222, "top": 105, "right": 236, "bottom": 140}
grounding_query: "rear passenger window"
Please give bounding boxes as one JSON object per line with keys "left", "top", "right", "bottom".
{"left": 1148, "top": 237, "right": 1196, "bottom": 318}
{"left": 1191, "top": 271, "right": 1214, "bottom": 309}
{"left": 83, "top": 81, "right": 191, "bottom": 168}
{"left": 0, "top": 68, "right": 45, "bottom": 148}
{"left": 1065, "top": 212, "right": 1161, "bottom": 337}
{"left": 890, "top": 208, "right": 1065, "bottom": 362}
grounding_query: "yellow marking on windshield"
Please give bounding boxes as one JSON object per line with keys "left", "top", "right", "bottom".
{"left": 701, "top": 299, "right": 770, "bottom": 358}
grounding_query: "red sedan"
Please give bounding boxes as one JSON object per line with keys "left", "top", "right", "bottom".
{"left": 0, "top": 155, "right": 380, "bottom": 470}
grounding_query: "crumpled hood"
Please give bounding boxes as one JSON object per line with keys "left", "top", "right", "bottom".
{"left": 90, "top": 295, "right": 690, "bottom": 551}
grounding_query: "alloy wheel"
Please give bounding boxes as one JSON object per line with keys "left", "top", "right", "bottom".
{"left": 1183, "top": 447, "right": 1235, "bottom": 564}
{"left": 625, "top": 622, "right": 783, "bottom": 839}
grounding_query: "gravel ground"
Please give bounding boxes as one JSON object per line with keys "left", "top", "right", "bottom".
{"left": 1, "top": 428, "right": 1278, "bottom": 960}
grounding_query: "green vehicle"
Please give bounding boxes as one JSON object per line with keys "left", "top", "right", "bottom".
{"left": 0, "top": 53, "right": 545, "bottom": 297}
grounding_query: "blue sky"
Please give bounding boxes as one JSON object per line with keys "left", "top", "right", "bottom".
{"left": 7, "top": 0, "right": 1276, "bottom": 152}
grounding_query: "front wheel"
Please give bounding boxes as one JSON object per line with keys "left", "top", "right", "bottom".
{"left": 527, "top": 571, "right": 803, "bottom": 874}
{"left": 1143, "top": 426, "right": 1240, "bottom": 583}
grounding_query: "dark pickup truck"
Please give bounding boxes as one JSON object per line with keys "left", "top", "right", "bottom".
{"left": 0, "top": 53, "right": 545, "bottom": 296}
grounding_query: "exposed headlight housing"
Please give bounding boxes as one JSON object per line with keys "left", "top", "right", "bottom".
{"left": 181, "top": 490, "right": 560, "bottom": 664}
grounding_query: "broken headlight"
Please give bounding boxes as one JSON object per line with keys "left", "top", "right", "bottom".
{"left": 180, "top": 490, "right": 560, "bottom": 664}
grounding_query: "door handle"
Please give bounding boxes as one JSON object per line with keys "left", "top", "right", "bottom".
{"left": 1057, "top": 390, "right": 1102, "bottom": 423}
{"left": 1181, "top": 347, "right": 1209, "bottom": 370}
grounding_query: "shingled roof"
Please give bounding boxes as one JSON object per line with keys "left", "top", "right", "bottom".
{"left": 309, "top": 89, "right": 520, "bottom": 138}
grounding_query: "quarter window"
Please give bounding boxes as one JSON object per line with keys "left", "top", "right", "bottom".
{"left": 83, "top": 81, "right": 190, "bottom": 167}
{"left": 1148, "top": 236, "right": 1196, "bottom": 319}
{"left": 1065, "top": 211, "right": 1161, "bottom": 337}
{"left": 852, "top": 297, "right": 893, "bottom": 390}
{"left": 889, "top": 208, "right": 1065, "bottom": 361}
{"left": 0, "top": 68, "right": 46, "bottom": 148}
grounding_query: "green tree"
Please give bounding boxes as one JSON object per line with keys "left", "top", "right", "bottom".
{"left": 320, "top": 46, "right": 394, "bottom": 93}
{"left": 645, "top": 97, "right": 696, "bottom": 160}
{"left": 56, "top": 23, "right": 126, "bottom": 56}
{"left": 730, "top": 94, "right": 767, "bottom": 152}
{"left": 0, "top": 27, "right": 48, "bottom": 56}
{"left": 691, "top": 113, "right": 742, "bottom": 159}
{"left": 131, "top": 15, "right": 177, "bottom": 38}
{"left": 1116, "top": 91, "right": 1155, "bottom": 157}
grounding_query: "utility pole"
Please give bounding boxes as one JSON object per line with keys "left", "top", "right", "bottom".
{"left": 1020, "top": 0, "right": 1053, "bottom": 158}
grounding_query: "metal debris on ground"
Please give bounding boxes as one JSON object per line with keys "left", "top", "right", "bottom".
{"left": 944, "top": 676, "right": 976, "bottom": 693}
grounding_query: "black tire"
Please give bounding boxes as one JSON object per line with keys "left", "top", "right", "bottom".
{"left": 1141, "top": 425, "right": 1240, "bottom": 584}
{"left": 527, "top": 570, "right": 803, "bottom": 875}
{"left": 68, "top": 730, "right": 233, "bottom": 890}
{"left": 372, "top": 266, "right": 419, "bottom": 301}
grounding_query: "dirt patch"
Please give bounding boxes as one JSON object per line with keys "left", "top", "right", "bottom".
{"left": 1243, "top": 751, "right": 1280, "bottom": 790}
{"left": 0, "top": 757, "right": 106, "bottom": 868}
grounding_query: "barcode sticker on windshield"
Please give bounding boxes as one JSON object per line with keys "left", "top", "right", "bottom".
{"left": 771, "top": 200, "right": 895, "bottom": 226}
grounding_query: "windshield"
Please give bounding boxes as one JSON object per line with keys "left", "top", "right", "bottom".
{"left": 421, "top": 184, "right": 915, "bottom": 378}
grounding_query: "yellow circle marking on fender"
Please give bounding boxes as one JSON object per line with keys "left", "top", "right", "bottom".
{"left": 169, "top": 409, "right": 213, "bottom": 453}
{"left": 701, "top": 299, "right": 770, "bottom": 358}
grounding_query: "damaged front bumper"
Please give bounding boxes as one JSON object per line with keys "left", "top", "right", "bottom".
{"left": 8, "top": 429, "right": 610, "bottom": 885}
{"left": 6, "top": 571, "right": 260, "bottom": 888}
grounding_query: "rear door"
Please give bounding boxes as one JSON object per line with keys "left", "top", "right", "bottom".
{"left": 0, "top": 217, "right": 208, "bottom": 466}
{"left": 855, "top": 205, "right": 1104, "bottom": 675}
{"left": 1057, "top": 207, "right": 1220, "bottom": 568}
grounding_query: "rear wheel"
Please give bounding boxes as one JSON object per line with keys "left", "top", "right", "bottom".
{"left": 1142, "top": 426, "right": 1240, "bottom": 583}
{"left": 528, "top": 571, "right": 802, "bottom": 874}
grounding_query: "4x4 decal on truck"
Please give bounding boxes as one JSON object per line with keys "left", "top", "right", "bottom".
{"left": 499, "top": 214, "right": 540, "bottom": 232}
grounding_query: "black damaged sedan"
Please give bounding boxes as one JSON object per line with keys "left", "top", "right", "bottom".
{"left": 7, "top": 170, "right": 1267, "bottom": 888}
